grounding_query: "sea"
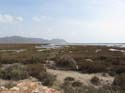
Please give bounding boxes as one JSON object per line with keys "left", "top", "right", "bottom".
{"left": 62, "top": 43, "right": 125, "bottom": 48}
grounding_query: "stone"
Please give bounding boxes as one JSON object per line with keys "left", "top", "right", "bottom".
{"left": 10, "top": 87, "right": 20, "bottom": 91}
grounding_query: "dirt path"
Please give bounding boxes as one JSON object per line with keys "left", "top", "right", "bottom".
{"left": 47, "top": 69, "right": 114, "bottom": 86}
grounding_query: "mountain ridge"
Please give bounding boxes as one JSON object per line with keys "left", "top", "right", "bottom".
{"left": 0, "top": 36, "right": 68, "bottom": 44}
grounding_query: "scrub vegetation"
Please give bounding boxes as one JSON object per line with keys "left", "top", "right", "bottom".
{"left": 0, "top": 44, "right": 125, "bottom": 93}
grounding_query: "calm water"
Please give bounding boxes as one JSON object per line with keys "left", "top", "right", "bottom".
{"left": 63, "top": 43, "right": 125, "bottom": 48}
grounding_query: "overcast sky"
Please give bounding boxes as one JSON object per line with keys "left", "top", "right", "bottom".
{"left": 0, "top": 0, "right": 125, "bottom": 43}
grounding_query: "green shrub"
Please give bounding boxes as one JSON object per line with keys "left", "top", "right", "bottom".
{"left": 0, "top": 63, "right": 28, "bottom": 80}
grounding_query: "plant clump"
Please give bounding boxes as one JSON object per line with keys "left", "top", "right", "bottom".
{"left": 0, "top": 63, "right": 28, "bottom": 80}
{"left": 90, "top": 76, "right": 100, "bottom": 85}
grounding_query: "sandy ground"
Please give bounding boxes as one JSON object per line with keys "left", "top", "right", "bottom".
{"left": 47, "top": 69, "right": 114, "bottom": 87}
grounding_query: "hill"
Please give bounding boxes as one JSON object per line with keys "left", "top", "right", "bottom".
{"left": 0, "top": 36, "right": 68, "bottom": 44}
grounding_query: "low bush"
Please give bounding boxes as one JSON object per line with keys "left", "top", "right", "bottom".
{"left": 98, "top": 56, "right": 107, "bottom": 60}
{"left": 0, "top": 58, "right": 18, "bottom": 64}
{"left": 24, "top": 56, "right": 45, "bottom": 64}
{"left": 27, "top": 64, "right": 56, "bottom": 86}
{"left": 62, "top": 80, "right": 84, "bottom": 93}
{"left": 26, "top": 64, "right": 46, "bottom": 78}
{"left": 112, "top": 73, "right": 125, "bottom": 90}
{"left": 90, "top": 76, "right": 100, "bottom": 85}
{"left": 72, "top": 81, "right": 83, "bottom": 87}
{"left": 78, "top": 62, "right": 106, "bottom": 73}
{"left": 38, "top": 72, "right": 56, "bottom": 86}
{"left": 64, "top": 77, "right": 75, "bottom": 82}
{"left": 56, "top": 55, "right": 78, "bottom": 70}
{"left": 0, "top": 63, "right": 28, "bottom": 80}
{"left": 4, "top": 81, "right": 16, "bottom": 89}
{"left": 111, "top": 66, "right": 125, "bottom": 74}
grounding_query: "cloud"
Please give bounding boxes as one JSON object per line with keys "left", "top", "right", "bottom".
{"left": 32, "top": 16, "right": 47, "bottom": 22}
{"left": 0, "top": 14, "right": 23, "bottom": 24}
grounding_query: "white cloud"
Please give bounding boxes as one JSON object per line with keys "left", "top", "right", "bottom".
{"left": 32, "top": 16, "right": 47, "bottom": 22}
{"left": 0, "top": 14, "right": 23, "bottom": 24}
{"left": 16, "top": 17, "right": 23, "bottom": 22}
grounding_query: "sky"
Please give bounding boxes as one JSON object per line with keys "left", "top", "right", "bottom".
{"left": 0, "top": 0, "right": 125, "bottom": 43}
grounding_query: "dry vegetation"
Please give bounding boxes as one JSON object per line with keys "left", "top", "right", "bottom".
{"left": 0, "top": 44, "right": 125, "bottom": 93}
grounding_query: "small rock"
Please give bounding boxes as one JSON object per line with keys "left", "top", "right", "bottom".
{"left": 10, "top": 87, "right": 20, "bottom": 91}
{"left": 85, "top": 59, "right": 93, "bottom": 62}
{"left": 96, "top": 49, "right": 101, "bottom": 53}
{"left": 32, "top": 89, "right": 40, "bottom": 93}
{"left": 0, "top": 86, "right": 8, "bottom": 90}
{"left": 22, "top": 87, "right": 28, "bottom": 91}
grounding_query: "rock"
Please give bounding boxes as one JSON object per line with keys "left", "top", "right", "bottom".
{"left": 85, "top": 59, "right": 93, "bottom": 62}
{"left": 0, "top": 79, "right": 61, "bottom": 93}
{"left": 69, "top": 51, "right": 73, "bottom": 53}
{"left": 0, "top": 86, "right": 8, "bottom": 90}
{"left": 22, "top": 86, "right": 28, "bottom": 91}
{"left": 46, "top": 60, "right": 56, "bottom": 69}
{"left": 32, "top": 89, "right": 40, "bottom": 93}
{"left": 10, "top": 87, "right": 19, "bottom": 91}
{"left": 96, "top": 49, "right": 101, "bottom": 53}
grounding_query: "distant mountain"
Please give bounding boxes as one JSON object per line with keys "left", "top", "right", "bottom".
{"left": 0, "top": 36, "right": 68, "bottom": 44}
{"left": 49, "top": 39, "right": 68, "bottom": 45}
